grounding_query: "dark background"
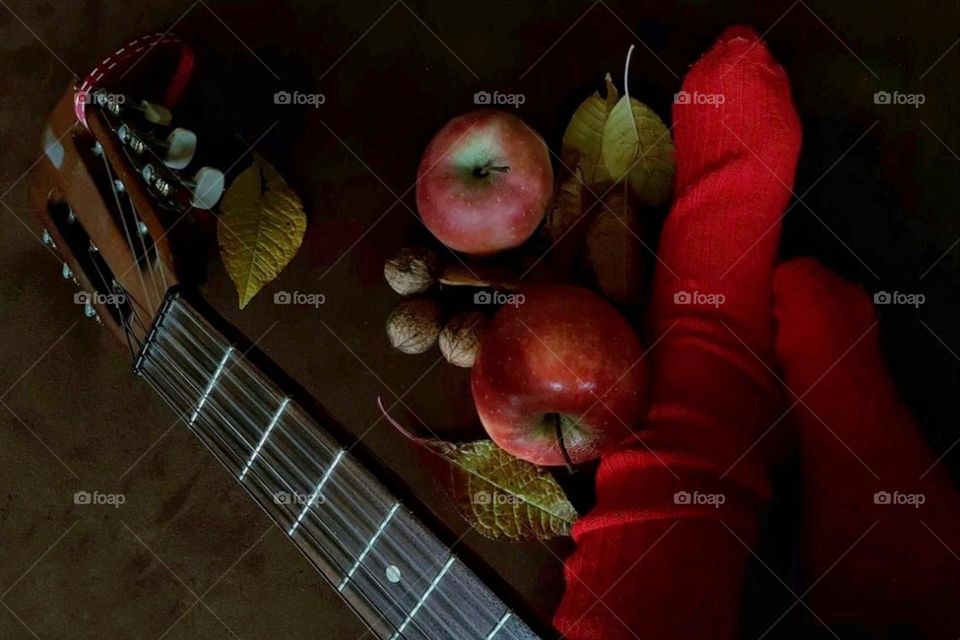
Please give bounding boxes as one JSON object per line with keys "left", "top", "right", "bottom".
{"left": 1, "top": 1, "right": 957, "bottom": 638}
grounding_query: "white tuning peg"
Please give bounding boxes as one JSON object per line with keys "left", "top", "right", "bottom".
{"left": 188, "top": 167, "right": 225, "bottom": 210}
{"left": 142, "top": 101, "right": 172, "bottom": 126}
{"left": 125, "top": 100, "right": 173, "bottom": 126}
{"left": 141, "top": 164, "right": 224, "bottom": 210}
{"left": 162, "top": 128, "right": 197, "bottom": 170}
{"left": 118, "top": 125, "right": 195, "bottom": 170}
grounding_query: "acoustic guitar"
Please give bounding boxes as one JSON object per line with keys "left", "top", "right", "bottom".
{"left": 30, "top": 32, "right": 548, "bottom": 640}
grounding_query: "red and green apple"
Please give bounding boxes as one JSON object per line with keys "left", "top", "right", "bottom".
{"left": 416, "top": 109, "right": 553, "bottom": 256}
{"left": 471, "top": 285, "right": 648, "bottom": 466}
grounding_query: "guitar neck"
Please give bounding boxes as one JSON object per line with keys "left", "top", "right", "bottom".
{"left": 134, "top": 290, "right": 540, "bottom": 640}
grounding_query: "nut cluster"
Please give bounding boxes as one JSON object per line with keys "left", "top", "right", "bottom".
{"left": 383, "top": 246, "right": 487, "bottom": 367}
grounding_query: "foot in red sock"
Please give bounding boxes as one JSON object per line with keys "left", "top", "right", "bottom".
{"left": 773, "top": 259, "right": 960, "bottom": 639}
{"left": 554, "top": 26, "right": 801, "bottom": 640}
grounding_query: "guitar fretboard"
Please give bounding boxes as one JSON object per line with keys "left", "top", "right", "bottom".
{"left": 135, "top": 291, "right": 540, "bottom": 640}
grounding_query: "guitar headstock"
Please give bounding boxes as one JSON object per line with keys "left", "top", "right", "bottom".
{"left": 30, "top": 33, "right": 225, "bottom": 355}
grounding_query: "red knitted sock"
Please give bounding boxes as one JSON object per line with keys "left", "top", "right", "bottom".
{"left": 555, "top": 26, "right": 801, "bottom": 640}
{"left": 773, "top": 259, "right": 960, "bottom": 639}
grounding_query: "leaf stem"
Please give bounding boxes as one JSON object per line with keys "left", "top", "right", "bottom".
{"left": 623, "top": 44, "right": 639, "bottom": 141}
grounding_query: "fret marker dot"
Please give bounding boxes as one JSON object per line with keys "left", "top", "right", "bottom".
{"left": 385, "top": 565, "right": 401, "bottom": 583}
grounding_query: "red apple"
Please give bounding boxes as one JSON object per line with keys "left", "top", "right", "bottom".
{"left": 416, "top": 109, "right": 553, "bottom": 255}
{"left": 471, "top": 285, "right": 647, "bottom": 466}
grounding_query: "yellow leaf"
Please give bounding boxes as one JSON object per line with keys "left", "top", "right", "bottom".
{"left": 561, "top": 73, "right": 619, "bottom": 187}
{"left": 601, "top": 96, "right": 675, "bottom": 206}
{"left": 218, "top": 154, "right": 307, "bottom": 308}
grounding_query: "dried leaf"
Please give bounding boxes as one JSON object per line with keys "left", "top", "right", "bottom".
{"left": 547, "top": 170, "right": 586, "bottom": 271}
{"left": 379, "top": 399, "right": 577, "bottom": 541}
{"left": 428, "top": 439, "right": 578, "bottom": 541}
{"left": 601, "top": 96, "right": 675, "bottom": 206}
{"left": 586, "top": 189, "right": 645, "bottom": 306}
{"left": 561, "top": 73, "right": 618, "bottom": 187}
{"left": 218, "top": 154, "right": 307, "bottom": 308}
{"left": 438, "top": 265, "right": 520, "bottom": 290}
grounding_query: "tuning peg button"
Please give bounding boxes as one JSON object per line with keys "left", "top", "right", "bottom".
{"left": 163, "top": 128, "right": 197, "bottom": 170}
{"left": 140, "top": 101, "right": 172, "bottom": 126}
{"left": 188, "top": 167, "right": 225, "bottom": 210}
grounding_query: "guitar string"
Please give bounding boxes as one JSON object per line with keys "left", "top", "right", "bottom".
{"left": 126, "top": 193, "right": 169, "bottom": 296}
{"left": 140, "top": 351, "right": 450, "bottom": 640}
{"left": 97, "top": 148, "right": 160, "bottom": 315}
{"left": 149, "top": 310, "right": 507, "bottom": 639}
{"left": 84, "top": 244, "right": 148, "bottom": 335}
{"left": 100, "top": 104, "right": 171, "bottom": 297}
{"left": 145, "top": 341, "right": 476, "bottom": 640}
{"left": 163, "top": 307, "right": 509, "bottom": 635}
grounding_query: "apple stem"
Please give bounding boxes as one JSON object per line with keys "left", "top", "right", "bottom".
{"left": 476, "top": 164, "right": 511, "bottom": 177}
{"left": 553, "top": 414, "right": 576, "bottom": 474}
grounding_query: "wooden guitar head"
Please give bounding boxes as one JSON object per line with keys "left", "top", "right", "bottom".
{"left": 29, "top": 33, "right": 223, "bottom": 351}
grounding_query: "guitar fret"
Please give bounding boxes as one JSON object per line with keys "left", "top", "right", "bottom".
{"left": 485, "top": 612, "right": 511, "bottom": 640}
{"left": 289, "top": 449, "right": 345, "bottom": 536}
{"left": 189, "top": 345, "right": 233, "bottom": 424}
{"left": 391, "top": 555, "right": 456, "bottom": 639}
{"left": 239, "top": 397, "right": 289, "bottom": 481}
{"left": 136, "top": 293, "right": 545, "bottom": 640}
{"left": 339, "top": 502, "right": 401, "bottom": 592}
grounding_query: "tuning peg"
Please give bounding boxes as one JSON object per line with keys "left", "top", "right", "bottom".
{"left": 89, "top": 90, "right": 171, "bottom": 126}
{"left": 141, "top": 164, "right": 224, "bottom": 210}
{"left": 119, "top": 125, "right": 196, "bottom": 170}
{"left": 161, "top": 128, "right": 197, "bottom": 170}
{"left": 187, "top": 167, "right": 225, "bottom": 210}
{"left": 135, "top": 100, "right": 173, "bottom": 126}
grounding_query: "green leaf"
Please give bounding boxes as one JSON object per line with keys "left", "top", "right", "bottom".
{"left": 218, "top": 154, "right": 307, "bottom": 308}
{"left": 601, "top": 96, "right": 675, "bottom": 206}
{"left": 378, "top": 398, "right": 577, "bottom": 542}
{"left": 561, "top": 73, "right": 619, "bottom": 187}
{"left": 426, "top": 439, "right": 578, "bottom": 541}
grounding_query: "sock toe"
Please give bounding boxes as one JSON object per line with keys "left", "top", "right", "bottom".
{"left": 773, "top": 258, "right": 879, "bottom": 389}
{"left": 673, "top": 25, "right": 801, "bottom": 190}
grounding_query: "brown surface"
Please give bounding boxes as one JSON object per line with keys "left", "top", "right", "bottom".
{"left": 1, "top": 1, "right": 958, "bottom": 639}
